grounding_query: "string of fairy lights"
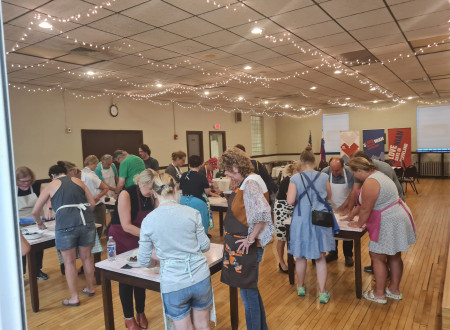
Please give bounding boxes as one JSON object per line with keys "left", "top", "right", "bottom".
{"left": 5, "top": 0, "right": 450, "bottom": 116}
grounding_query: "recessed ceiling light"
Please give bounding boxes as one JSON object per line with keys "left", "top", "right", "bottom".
{"left": 264, "top": 100, "right": 269, "bottom": 104}
{"left": 86, "top": 71, "right": 94, "bottom": 76}
{"left": 251, "top": 27, "right": 263, "bottom": 34}
{"left": 284, "top": 104, "right": 289, "bottom": 108}
{"left": 407, "top": 96, "right": 413, "bottom": 100}
{"left": 301, "top": 107, "right": 306, "bottom": 110}
{"left": 204, "top": 91, "right": 210, "bottom": 95}
{"left": 370, "top": 87, "right": 376, "bottom": 91}
{"left": 156, "top": 83, "right": 162, "bottom": 88}
{"left": 345, "top": 97, "right": 351, "bottom": 100}
{"left": 334, "top": 70, "right": 342, "bottom": 74}
{"left": 372, "top": 100, "right": 379, "bottom": 103}
{"left": 238, "top": 96, "right": 244, "bottom": 101}
{"left": 310, "top": 86, "right": 317, "bottom": 90}
{"left": 244, "top": 65, "right": 252, "bottom": 70}
{"left": 39, "top": 21, "right": 53, "bottom": 29}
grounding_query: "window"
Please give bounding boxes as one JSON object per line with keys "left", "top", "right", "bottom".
{"left": 323, "top": 113, "right": 349, "bottom": 153}
{"left": 417, "top": 105, "right": 450, "bottom": 151}
{"left": 251, "top": 116, "right": 264, "bottom": 155}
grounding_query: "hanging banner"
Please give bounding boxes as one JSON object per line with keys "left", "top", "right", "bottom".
{"left": 340, "top": 131, "right": 360, "bottom": 164}
{"left": 388, "top": 128, "right": 412, "bottom": 167}
{"left": 363, "top": 129, "right": 385, "bottom": 160}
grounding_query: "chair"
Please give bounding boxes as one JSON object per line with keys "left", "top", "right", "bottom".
{"left": 403, "top": 166, "right": 419, "bottom": 194}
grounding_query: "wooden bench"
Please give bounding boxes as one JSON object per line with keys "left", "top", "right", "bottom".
{"left": 443, "top": 242, "right": 450, "bottom": 329}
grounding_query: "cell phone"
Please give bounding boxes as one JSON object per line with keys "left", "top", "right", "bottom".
{"left": 105, "top": 197, "right": 111, "bottom": 202}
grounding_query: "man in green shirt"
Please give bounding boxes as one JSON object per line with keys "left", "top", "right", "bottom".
{"left": 113, "top": 149, "right": 145, "bottom": 193}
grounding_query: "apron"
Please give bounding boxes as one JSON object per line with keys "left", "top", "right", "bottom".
{"left": 108, "top": 187, "right": 151, "bottom": 254}
{"left": 17, "top": 186, "right": 39, "bottom": 218}
{"left": 101, "top": 164, "right": 116, "bottom": 197}
{"left": 329, "top": 169, "right": 350, "bottom": 209}
{"left": 220, "top": 190, "right": 258, "bottom": 289}
{"left": 366, "top": 198, "right": 416, "bottom": 243}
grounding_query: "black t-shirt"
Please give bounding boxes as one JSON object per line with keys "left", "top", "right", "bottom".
{"left": 110, "top": 185, "right": 156, "bottom": 225}
{"left": 276, "top": 176, "right": 291, "bottom": 200}
{"left": 17, "top": 182, "right": 41, "bottom": 197}
{"left": 180, "top": 170, "right": 209, "bottom": 201}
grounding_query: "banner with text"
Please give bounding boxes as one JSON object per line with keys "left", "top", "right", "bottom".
{"left": 388, "top": 128, "right": 411, "bottom": 167}
{"left": 363, "top": 129, "right": 385, "bottom": 160}
{"left": 340, "top": 131, "right": 360, "bottom": 164}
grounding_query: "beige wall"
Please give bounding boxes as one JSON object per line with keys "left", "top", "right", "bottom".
{"left": 9, "top": 89, "right": 277, "bottom": 178}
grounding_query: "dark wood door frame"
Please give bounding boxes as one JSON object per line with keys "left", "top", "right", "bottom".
{"left": 209, "top": 131, "right": 226, "bottom": 158}
{"left": 186, "top": 131, "right": 204, "bottom": 162}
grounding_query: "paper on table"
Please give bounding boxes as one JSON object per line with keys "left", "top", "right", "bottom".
{"left": 335, "top": 214, "right": 365, "bottom": 232}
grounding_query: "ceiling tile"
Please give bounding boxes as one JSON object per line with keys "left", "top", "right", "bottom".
{"left": 337, "top": 8, "right": 393, "bottom": 30}
{"left": 88, "top": 14, "right": 153, "bottom": 37}
{"left": 397, "top": 10, "right": 450, "bottom": 31}
{"left": 163, "top": 0, "right": 234, "bottom": 15}
{"left": 309, "top": 32, "right": 356, "bottom": 49}
{"left": 271, "top": 6, "right": 331, "bottom": 29}
{"left": 66, "top": 26, "right": 122, "bottom": 44}
{"left": 319, "top": 0, "right": 385, "bottom": 19}
{"left": 2, "top": 3, "right": 30, "bottom": 22}
{"left": 83, "top": 0, "right": 149, "bottom": 12}
{"left": 199, "top": 3, "right": 264, "bottom": 29}
{"left": 163, "top": 17, "right": 222, "bottom": 38}
{"left": 244, "top": 0, "right": 313, "bottom": 16}
{"left": 194, "top": 30, "right": 244, "bottom": 48}
{"left": 14, "top": 45, "right": 69, "bottom": 59}
{"left": 360, "top": 33, "right": 405, "bottom": 48}
{"left": 163, "top": 40, "right": 211, "bottom": 55}
{"left": 389, "top": 0, "right": 449, "bottom": 20}
{"left": 139, "top": 48, "right": 178, "bottom": 61}
{"left": 2, "top": 0, "right": 50, "bottom": 10}
{"left": 122, "top": 1, "right": 192, "bottom": 27}
{"left": 130, "top": 29, "right": 185, "bottom": 47}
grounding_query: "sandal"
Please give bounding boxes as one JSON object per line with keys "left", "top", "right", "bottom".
{"left": 362, "top": 290, "right": 387, "bottom": 304}
{"left": 318, "top": 291, "right": 330, "bottom": 304}
{"left": 385, "top": 288, "right": 402, "bottom": 300}
{"left": 296, "top": 286, "right": 306, "bottom": 296}
{"left": 62, "top": 298, "right": 80, "bottom": 307}
{"left": 81, "top": 288, "right": 95, "bottom": 297}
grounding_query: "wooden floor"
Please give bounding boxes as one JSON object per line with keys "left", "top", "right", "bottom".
{"left": 25, "top": 178, "right": 449, "bottom": 329}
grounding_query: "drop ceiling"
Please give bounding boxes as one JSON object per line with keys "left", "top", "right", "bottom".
{"left": 2, "top": 0, "right": 449, "bottom": 115}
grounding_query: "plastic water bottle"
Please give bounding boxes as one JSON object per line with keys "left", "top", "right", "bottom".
{"left": 107, "top": 236, "right": 116, "bottom": 261}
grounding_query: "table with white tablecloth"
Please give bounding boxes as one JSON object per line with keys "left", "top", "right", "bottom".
{"left": 271, "top": 166, "right": 287, "bottom": 180}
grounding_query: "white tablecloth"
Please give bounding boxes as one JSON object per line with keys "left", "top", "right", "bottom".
{"left": 212, "top": 178, "right": 231, "bottom": 192}
{"left": 271, "top": 166, "right": 286, "bottom": 179}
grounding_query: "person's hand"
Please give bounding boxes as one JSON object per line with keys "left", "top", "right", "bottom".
{"left": 94, "top": 195, "right": 101, "bottom": 203}
{"left": 341, "top": 215, "right": 353, "bottom": 222}
{"left": 37, "top": 222, "right": 47, "bottom": 230}
{"left": 45, "top": 209, "right": 54, "bottom": 220}
{"left": 348, "top": 221, "right": 361, "bottom": 228}
{"left": 236, "top": 238, "right": 254, "bottom": 254}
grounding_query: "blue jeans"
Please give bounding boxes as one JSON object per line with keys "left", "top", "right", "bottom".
{"left": 240, "top": 247, "right": 268, "bottom": 330}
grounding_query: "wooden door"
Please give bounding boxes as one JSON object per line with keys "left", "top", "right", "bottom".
{"left": 186, "top": 131, "right": 204, "bottom": 161}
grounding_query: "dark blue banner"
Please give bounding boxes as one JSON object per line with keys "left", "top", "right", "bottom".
{"left": 363, "top": 129, "right": 385, "bottom": 160}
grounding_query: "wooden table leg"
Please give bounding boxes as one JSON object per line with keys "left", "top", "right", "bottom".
{"left": 354, "top": 237, "right": 362, "bottom": 298}
{"left": 229, "top": 286, "right": 239, "bottom": 330}
{"left": 28, "top": 248, "right": 39, "bottom": 312}
{"left": 93, "top": 253, "right": 101, "bottom": 285}
{"left": 219, "top": 211, "right": 224, "bottom": 236}
{"left": 101, "top": 271, "right": 115, "bottom": 330}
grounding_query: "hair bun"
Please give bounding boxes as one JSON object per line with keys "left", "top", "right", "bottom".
{"left": 305, "top": 146, "right": 312, "bottom": 152}
{"left": 57, "top": 161, "right": 65, "bottom": 166}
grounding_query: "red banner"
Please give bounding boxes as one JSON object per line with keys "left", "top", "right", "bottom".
{"left": 388, "top": 128, "right": 411, "bottom": 167}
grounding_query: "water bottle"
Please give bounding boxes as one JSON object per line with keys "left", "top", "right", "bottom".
{"left": 107, "top": 236, "right": 116, "bottom": 261}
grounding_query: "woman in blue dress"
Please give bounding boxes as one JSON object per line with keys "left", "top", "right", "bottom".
{"left": 287, "top": 146, "right": 335, "bottom": 304}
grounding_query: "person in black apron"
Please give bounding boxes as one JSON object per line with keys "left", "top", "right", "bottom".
{"left": 16, "top": 166, "right": 48, "bottom": 280}
{"left": 219, "top": 148, "right": 274, "bottom": 330}
{"left": 108, "top": 169, "right": 157, "bottom": 330}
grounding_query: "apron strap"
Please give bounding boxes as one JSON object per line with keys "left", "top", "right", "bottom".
{"left": 55, "top": 203, "right": 90, "bottom": 225}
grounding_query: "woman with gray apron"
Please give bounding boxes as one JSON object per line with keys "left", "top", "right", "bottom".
{"left": 108, "top": 169, "right": 157, "bottom": 330}
{"left": 16, "top": 166, "right": 48, "bottom": 280}
{"left": 219, "top": 148, "right": 274, "bottom": 330}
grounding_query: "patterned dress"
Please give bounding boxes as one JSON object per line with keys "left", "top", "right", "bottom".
{"left": 274, "top": 175, "right": 294, "bottom": 241}
{"left": 361, "top": 171, "right": 416, "bottom": 255}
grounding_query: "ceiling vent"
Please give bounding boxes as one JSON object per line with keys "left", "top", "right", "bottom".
{"left": 338, "top": 50, "right": 379, "bottom": 67}
{"left": 70, "top": 46, "right": 100, "bottom": 55}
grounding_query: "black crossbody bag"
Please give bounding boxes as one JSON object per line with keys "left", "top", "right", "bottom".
{"left": 300, "top": 173, "right": 334, "bottom": 228}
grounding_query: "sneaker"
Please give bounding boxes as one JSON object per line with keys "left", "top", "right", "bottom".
{"left": 364, "top": 265, "right": 373, "bottom": 273}
{"left": 297, "top": 286, "right": 306, "bottom": 296}
{"left": 319, "top": 291, "right": 330, "bottom": 304}
{"left": 37, "top": 271, "right": 48, "bottom": 280}
{"left": 345, "top": 257, "right": 354, "bottom": 267}
{"left": 325, "top": 253, "right": 338, "bottom": 263}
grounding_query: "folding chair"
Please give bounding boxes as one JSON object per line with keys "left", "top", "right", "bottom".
{"left": 403, "top": 166, "right": 419, "bottom": 194}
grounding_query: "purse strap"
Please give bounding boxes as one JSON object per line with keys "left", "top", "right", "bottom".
{"left": 299, "top": 173, "right": 314, "bottom": 210}
{"left": 300, "top": 173, "right": 333, "bottom": 213}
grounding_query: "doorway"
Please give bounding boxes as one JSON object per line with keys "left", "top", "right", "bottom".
{"left": 209, "top": 131, "right": 226, "bottom": 159}
{"left": 186, "top": 131, "right": 204, "bottom": 161}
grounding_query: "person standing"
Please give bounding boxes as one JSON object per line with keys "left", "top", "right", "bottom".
{"left": 95, "top": 154, "right": 118, "bottom": 198}
{"left": 321, "top": 157, "right": 355, "bottom": 267}
{"left": 16, "top": 166, "right": 48, "bottom": 280}
{"left": 219, "top": 147, "right": 274, "bottom": 330}
{"left": 114, "top": 150, "right": 146, "bottom": 193}
{"left": 138, "top": 173, "right": 213, "bottom": 329}
{"left": 138, "top": 144, "right": 159, "bottom": 172}
{"left": 165, "top": 151, "right": 186, "bottom": 184}
{"left": 108, "top": 169, "right": 157, "bottom": 329}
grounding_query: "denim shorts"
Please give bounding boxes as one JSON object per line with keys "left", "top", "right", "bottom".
{"left": 55, "top": 222, "right": 96, "bottom": 250}
{"left": 162, "top": 277, "right": 213, "bottom": 321}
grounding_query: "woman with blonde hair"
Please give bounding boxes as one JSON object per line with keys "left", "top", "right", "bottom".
{"left": 219, "top": 147, "right": 274, "bottom": 330}
{"left": 287, "top": 147, "right": 335, "bottom": 303}
{"left": 274, "top": 162, "right": 299, "bottom": 273}
{"left": 138, "top": 173, "right": 213, "bottom": 329}
{"left": 348, "top": 157, "right": 416, "bottom": 304}
{"left": 109, "top": 169, "right": 158, "bottom": 329}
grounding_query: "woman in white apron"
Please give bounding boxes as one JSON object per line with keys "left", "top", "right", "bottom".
{"left": 16, "top": 167, "right": 48, "bottom": 280}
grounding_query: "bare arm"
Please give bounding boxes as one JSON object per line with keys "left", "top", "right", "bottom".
{"left": 115, "top": 177, "right": 125, "bottom": 194}
{"left": 286, "top": 182, "right": 297, "bottom": 205}
{"left": 336, "top": 182, "right": 360, "bottom": 215}
{"left": 32, "top": 184, "right": 53, "bottom": 229}
{"left": 95, "top": 181, "right": 109, "bottom": 203}
{"left": 20, "top": 232, "right": 30, "bottom": 255}
{"left": 117, "top": 190, "right": 141, "bottom": 237}
{"left": 326, "top": 181, "right": 332, "bottom": 201}
{"left": 349, "top": 179, "right": 379, "bottom": 228}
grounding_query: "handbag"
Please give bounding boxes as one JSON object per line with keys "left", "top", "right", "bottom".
{"left": 300, "top": 173, "right": 334, "bottom": 228}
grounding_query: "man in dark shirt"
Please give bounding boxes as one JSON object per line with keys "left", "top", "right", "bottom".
{"left": 138, "top": 144, "right": 159, "bottom": 172}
